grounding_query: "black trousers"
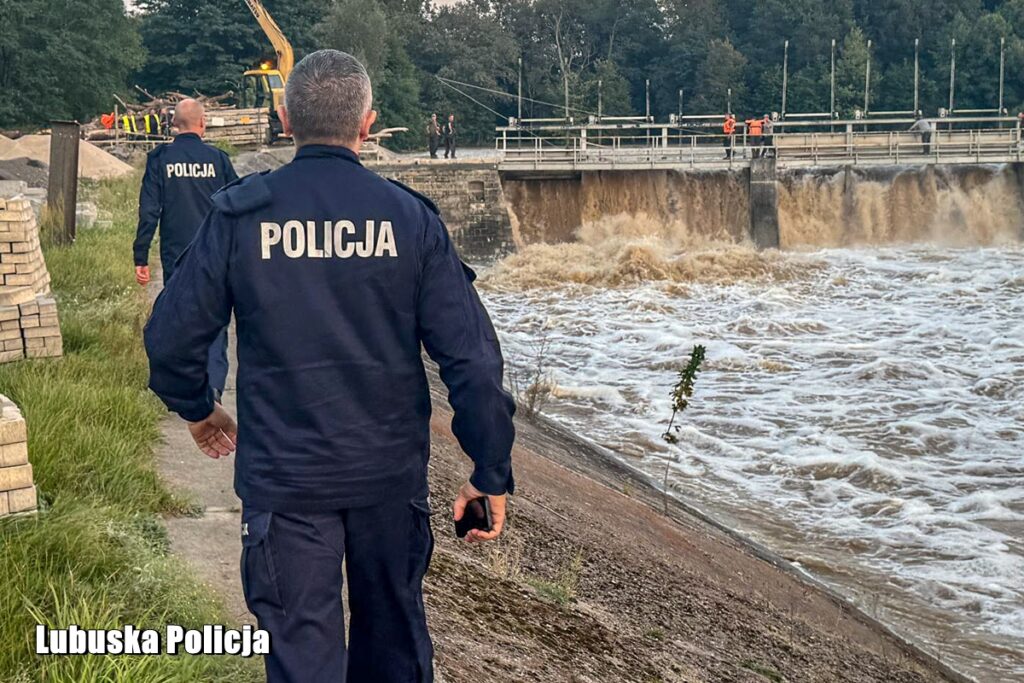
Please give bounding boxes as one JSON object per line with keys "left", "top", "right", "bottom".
{"left": 443, "top": 136, "right": 456, "bottom": 158}
{"left": 428, "top": 136, "right": 439, "bottom": 158}
{"left": 241, "top": 500, "right": 435, "bottom": 683}
{"left": 922, "top": 132, "right": 932, "bottom": 155}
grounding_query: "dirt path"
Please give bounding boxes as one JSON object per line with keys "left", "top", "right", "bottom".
{"left": 148, "top": 282, "right": 961, "bottom": 683}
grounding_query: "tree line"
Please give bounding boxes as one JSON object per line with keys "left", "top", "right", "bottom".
{"left": 2, "top": 0, "right": 1022, "bottom": 149}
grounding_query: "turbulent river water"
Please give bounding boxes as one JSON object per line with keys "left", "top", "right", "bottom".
{"left": 479, "top": 231, "right": 1024, "bottom": 680}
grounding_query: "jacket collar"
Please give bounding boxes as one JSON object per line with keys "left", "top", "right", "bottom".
{"left": 174, "top": 132, "right": 201, "bottom": 142}
{"left": 294, "top": 144, "right": 362, "bottom": 165}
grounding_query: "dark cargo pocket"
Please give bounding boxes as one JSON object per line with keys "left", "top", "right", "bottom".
{"left": 240, "top": 509, "right": 286, "bottom": 617}
{"left": 408, "top": 503, "right": 435, "bottom": 585}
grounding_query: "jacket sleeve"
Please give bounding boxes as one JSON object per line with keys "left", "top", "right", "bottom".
{"left": 133, "top": 151, "right": 163, "bottom": 266}
{"left": 222, "top": 152, "right": 239, "bottom": 185}
{"left": 417, "top": 212, "right": 516, "bottom": 495}
{"left": 143, "top": 210, "right": 233, "bottom": 422}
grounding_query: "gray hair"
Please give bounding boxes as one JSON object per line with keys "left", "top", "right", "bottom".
{"left": 284, "top": 49, "right": 372, "bottom": 144}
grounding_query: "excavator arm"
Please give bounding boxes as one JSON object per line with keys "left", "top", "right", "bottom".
{"left": 243, "top": 0, "right": 294, "bottom": 80}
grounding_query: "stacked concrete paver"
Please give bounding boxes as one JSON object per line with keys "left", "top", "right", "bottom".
{"left": 0, "top": 195, "right": 62, "bottom": 363}
{"left": 0, "top": 394, "right": 37, "bottom": 516}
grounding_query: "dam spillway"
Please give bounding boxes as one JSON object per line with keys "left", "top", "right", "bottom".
{"left": 369, "top": 161, "right": 1024, "bottom": 260}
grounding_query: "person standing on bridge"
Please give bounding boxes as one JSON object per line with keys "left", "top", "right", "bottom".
{"left": 134, "top": 98, "right": 237, "bottom": 402}
{"left": 723, "top": 113, "right": 737, "bottom": 159}
{"left": 910, "top": 115, "right": 934, "bottom": 155}
{"left": 144, "top": 49, "right": 515, "bottom": 683}
{"left": 443, "top": 113, "right": 457, "bottom": 159}
{"left": 762, "top": 114, "right": 775, "bottom": 158}
{"left": 427, "top": 113, "right": 441, "bottom": 158}
{"left": 746, "top": 115, "right": 764, "bottom": 158}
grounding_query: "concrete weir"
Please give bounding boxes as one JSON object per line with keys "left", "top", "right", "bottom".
{"left": 748, "top": 157, "right": 780, "bottom": 248}
{"left": 367, "top": 159, "right": 1024, "bottom": 259}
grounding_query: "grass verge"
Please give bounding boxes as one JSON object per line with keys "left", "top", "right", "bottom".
{"left": 0, "top": 175, "right": 259, "bottom": 681}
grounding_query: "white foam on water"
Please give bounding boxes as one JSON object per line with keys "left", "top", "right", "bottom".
{"left": 481, "top": 245, "right": 1024, "bottom": 681}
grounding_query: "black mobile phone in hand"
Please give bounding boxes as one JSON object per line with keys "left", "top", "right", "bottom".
{"left": 455, "top": 497, "right": 492, "bottom": 538}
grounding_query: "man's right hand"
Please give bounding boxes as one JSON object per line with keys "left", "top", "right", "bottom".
{"left": 187, "top": 402, "right": 237, "bottom": 459}
{"left": 453, "top": 480, "right": 507, "bottom": 543}
{"left": 135, "top": 265, "right": 151, "bottom": 286}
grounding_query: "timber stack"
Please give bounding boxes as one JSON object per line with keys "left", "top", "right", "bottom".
{"left": 203, "top": 108, "right": 269, "bottom": 146}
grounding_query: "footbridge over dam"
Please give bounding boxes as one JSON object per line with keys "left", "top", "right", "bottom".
{"left": 367, "top": 118, "right": 1024, "bottom": 260}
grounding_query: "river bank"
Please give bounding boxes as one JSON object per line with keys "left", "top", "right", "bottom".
{"left": 156, "top": 322, "right": 961, "bottom": 682}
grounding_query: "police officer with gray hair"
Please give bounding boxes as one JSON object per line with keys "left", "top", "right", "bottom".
{"left": 144, "top": 50, "right": 515, "bottom": 682}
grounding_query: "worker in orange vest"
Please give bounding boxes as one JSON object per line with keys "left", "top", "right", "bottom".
{"left": 746, "top": 116, "right": 764, "bottom": 158}
{"left": 723, "top": 114, "right": 736, "bottom": 159}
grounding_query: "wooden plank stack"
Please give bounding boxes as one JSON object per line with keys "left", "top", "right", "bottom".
{"left": 204, "top": 107, "right": 269, "bottom": 147}
{"left": 0, "top": 196, "right": 62, "bottom": 363}
{"left": 0, "top": 393, "right": 37, "bottom": 516}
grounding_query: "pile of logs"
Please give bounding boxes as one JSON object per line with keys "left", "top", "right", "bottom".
{"left": 85, "top": 87, "right": 268, "bottom": 147}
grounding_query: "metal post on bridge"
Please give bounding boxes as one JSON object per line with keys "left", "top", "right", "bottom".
{"left": 782, "top": 40, "right": 789, "bottom": 118}
{"left": 998, "top": 37, "right": 1005, "bottom": 118}
{"left": 830, "top": 39, "right": 836, "bottom": 119}
{"left": 913, "top": 39, "right": 920, "bottom": 115}
{"left": 949, "top": 39, "right": 957, "bottom": 115}
{"left": 645, "top": 79, "right": 651, "bottom": 121}
{"left": 864, "top": 39, "right": 872, "bottom": 117}
{"left": 46, "top": 121, "right": 80, "bottom": 246}
{"left": 517, "top": 56, "right": 523, "bottom": 122}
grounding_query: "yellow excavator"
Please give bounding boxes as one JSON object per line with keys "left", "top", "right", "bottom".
{"left": 239, "top": 0, "right": 293, "bottom": 140}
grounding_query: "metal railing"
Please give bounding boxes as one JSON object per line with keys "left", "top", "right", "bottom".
{"left": 496, "top": 119, "right": 1024, "bottom": 171}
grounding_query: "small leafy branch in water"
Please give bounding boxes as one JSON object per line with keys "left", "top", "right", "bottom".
{"left": 662, "top": 344, "right": 706, "bottom": 444}
{"left": 507, "top": 325, "right": 555, "bottom": 420}
{"left": 660, "top": 344, "right": 706, "bottom": 516}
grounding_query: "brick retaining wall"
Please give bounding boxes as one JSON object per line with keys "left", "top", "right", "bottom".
{"left": 367, "top": 162, "right": 517, "bottom": 262}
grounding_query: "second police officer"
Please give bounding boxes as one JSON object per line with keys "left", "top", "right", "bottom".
{"left": 143, "top": 50, "right": 516, "bottom": 683}
{"left": 134, "top": 98, "right": 238, "bottom": 401}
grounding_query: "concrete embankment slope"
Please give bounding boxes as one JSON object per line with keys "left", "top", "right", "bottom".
{"left": 151, "top": 315, "right": 961, "bottom": 681}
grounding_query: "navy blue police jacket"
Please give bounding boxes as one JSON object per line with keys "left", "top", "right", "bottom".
{"left": 143, "top": 145, "right": 516, "bottom": 511}
{"left": 133, "top": 132, "right": 238, "bottom": 272}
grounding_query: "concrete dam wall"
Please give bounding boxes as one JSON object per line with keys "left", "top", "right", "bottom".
{"left": 370, "top": 161, "right": 1024, "bottom": 261}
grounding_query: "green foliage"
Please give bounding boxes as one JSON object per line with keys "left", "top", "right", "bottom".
{"left": 740, "top": 658, "right": 785, "bottom": 682}
{"left": 835, "top": 27, "right": 875, "bottom": 114}
{"left": 137, "top": 0, "right": 330, "bottom": 97}
{"left": 211, "top": 139, "right": 239, "bottom": 158}
{"left": 0, "top": 0, "right": 143, "bottom": 127}
{"left": 5, "top": 0, "right": 1024, "bottom": 138}
{"left": 662, "top": 344, "right": 706, "bottom": 444}
{"left": 314, "top": 0, "right": 423, "bottom": 149}
{"left": 525, "top": 549, "right": 584, "bottom": 607}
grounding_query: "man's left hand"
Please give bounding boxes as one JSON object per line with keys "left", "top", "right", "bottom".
{"left": 187, "top": 402, "right": 237, "bottom": 459}
{"left": 453, "top": 480, "right": 507, "bottom": 543}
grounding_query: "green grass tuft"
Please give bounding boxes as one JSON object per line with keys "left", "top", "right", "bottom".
{"left": 740, "top": 659, "right": 785, "bottom": 682}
